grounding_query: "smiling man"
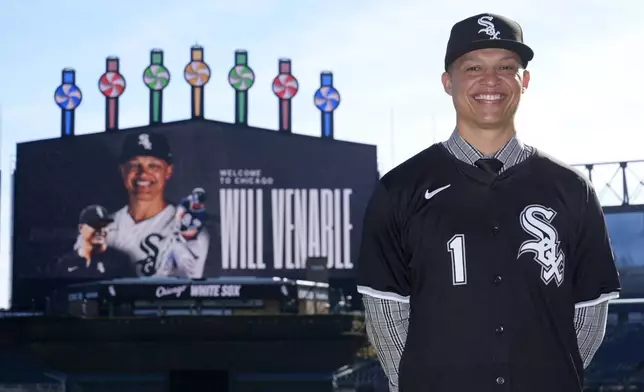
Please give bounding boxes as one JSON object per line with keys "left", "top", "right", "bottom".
{"left": 356, "top": 13, "right": 621, "bottom": 392}
{"left": 104, "top": 131, "right": 210, "bottom": 278}
{"left": 120, "top": 132, "right": 174, "bottom": 221}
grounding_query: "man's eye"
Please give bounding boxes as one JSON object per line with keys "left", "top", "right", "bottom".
{"left": 466, "top": 66, "right": 480, "bottom": 72}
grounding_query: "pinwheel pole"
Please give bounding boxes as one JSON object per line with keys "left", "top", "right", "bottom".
{"left": 54, "top": 68, "right": 83, "bottom": 138}
{"left": 184, "top": 45, "right": 211, "bottom": 119}
{"left": 314, "top": 71, "right": 341, "bottom": 139}
{"left": 272, "top": 59, "right": 299, "bottom": 133}
{"left": 142, "top": 49, "right": 171, "bottom": 125}
{"left": 228, "top": 50, "right": 255, "bottom": 126}
{"left": 98, "top": 56, "right": 126, "bottom": 132}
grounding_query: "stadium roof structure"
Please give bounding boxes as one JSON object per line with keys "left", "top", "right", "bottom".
{"left": 573, "top": 159, "right": 644, "bottom": 212}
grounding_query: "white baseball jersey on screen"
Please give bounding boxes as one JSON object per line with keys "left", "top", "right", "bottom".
{"left": 105, "top": 204, "right": 210, "bottom": 278}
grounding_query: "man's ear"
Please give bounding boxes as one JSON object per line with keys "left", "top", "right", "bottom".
{"left": 521, "top": 70, "right": 530, "bottom": 93}
{"left": 442, "top": 71, "right": 453, "bottom": 96}
{"left": 166, "top": 164, "right": 174, "bottom": 180}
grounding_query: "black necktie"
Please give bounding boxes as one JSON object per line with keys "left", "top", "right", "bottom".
{"left": 475, "top": 158, "right": 503, "bottom": 174}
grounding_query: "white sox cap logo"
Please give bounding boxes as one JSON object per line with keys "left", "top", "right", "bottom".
{"left": 478, "top": 15, "right": 501, "bottom": 39}
{"left": 138, "top": 133, "right": 152, "bottom": 150}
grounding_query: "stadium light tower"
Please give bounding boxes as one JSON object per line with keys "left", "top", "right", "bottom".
{"left": 573, "top": 159, "right": 644, "bottom": 212}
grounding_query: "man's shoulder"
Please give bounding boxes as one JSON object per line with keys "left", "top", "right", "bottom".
{"left": 380, "top": 144, "right": 449, "bottom": 191}
{"left": 57, "top": 250, "right": 82, "bottom": 272}
{"left": 59, "top": 250, "right": 81, "bottom": 264}
{"left": 109, "top": 206, "right": 129, "bottom": 223}
{"left": 530, "top": 148, "right": 591, "bottom": 188}
{"left": 154, "top": 204, "right": 177, "bottom": 220}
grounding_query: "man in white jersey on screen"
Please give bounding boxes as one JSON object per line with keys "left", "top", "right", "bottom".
{"left": 104, "top": 131, "right": 210, "bottom": 278}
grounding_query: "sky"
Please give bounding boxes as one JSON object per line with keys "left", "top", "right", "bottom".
{"left": 0, "top": 0, "right": 642, "bottom": 309}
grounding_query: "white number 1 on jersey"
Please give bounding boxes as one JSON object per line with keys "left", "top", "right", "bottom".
{"left": 447, "top": 234, "right": 467, "bottom": 285}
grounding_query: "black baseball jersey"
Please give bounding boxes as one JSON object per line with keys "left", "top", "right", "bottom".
{"left": 56, "top": 248, "right": 136, "bottom": 279}
{"left": 356, "top": 144, "right": 621, "bottom": 392}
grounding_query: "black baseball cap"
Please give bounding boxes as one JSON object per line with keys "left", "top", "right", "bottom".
{"left": 79, "top": 204, "right": 113, "bottom": 229}
{"left": 119, "top": 131, "right": 173, "bottom": 164}
{"left": 444, "top": 13, "right": 534, "bottom": 71}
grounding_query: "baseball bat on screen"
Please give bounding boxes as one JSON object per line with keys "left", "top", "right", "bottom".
{"left": 54, "top": 68, "right": 83, "bottom": 137}
{"left": 143, "top": 49, "right": 171, "bottom": 125}
{"left": 98, "top": 57, "right": 126, "bottom": 132}
{"left": 272, "top": 59, "right": 299, "bottom": 133}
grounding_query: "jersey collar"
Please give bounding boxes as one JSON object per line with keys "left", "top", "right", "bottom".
{"left": 442, "top": 129, "right": 534, "bottom": 173}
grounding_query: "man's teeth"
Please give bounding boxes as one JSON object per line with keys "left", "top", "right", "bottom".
{"left": 136, "top": 180, "right": 152, "bottom": 186}
{"left": 475, "top": 94, "right": 503, "bottom": 101}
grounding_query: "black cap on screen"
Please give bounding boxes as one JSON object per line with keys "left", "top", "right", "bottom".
{"left": 79, "top": 204, "right": 113, "bottom": 229}
{"left": 120, "top": 132, "right": 173, "bottom": 164}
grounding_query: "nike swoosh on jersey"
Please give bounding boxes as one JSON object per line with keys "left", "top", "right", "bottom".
{"left": 68, "top": 266, "right": 78, "bottom": 272}
{"left": 425, "top": 184, "right": 451, "bottom": 200}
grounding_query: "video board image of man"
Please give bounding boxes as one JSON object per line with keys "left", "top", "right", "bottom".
{"left": 57, "top": 204, "right": 135, "bottom": 279}
{"left": 75, "top": 131, "right": 210, "bottom": 278}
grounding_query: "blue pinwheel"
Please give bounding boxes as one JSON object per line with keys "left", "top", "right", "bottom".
{"left": 54, "top": 68, "right": 82, "bottom": 137}
{"left": 55, "top": 84, "right": 82, "bottom": 110}
{"left": 314, "top": 71, "right": 341, "bottom": 138}
{"left": 314, "top": 86, "right": 340, "bottom": 113}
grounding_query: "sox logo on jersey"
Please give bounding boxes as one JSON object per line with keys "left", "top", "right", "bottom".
{"left": 518, "top": 204, "right": 565, "bottom": 287}
{"left": 137, "top": 233, "right": 165, "bottom": 276}
{"left": 104, "top": 201, "right": 209, "bottom": 279}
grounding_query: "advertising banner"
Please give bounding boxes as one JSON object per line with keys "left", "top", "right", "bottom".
{"left": 65, "top": 279, "right": 291, "bottom": 303}
{"left": 11, "top": 120, "right": 378, "bottom": 307}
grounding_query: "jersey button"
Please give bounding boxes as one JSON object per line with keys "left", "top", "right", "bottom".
{"left": 495, "top": 325, "right": 504, "bottom": 334}
{"left": 493, "top": 275, "right": 503, "bottom": 285}
{"left": 496, "top": 376, "right": 505, "bottom": 385}
{"left": 491, "top": 225, "right": 500, "bottom": 235}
